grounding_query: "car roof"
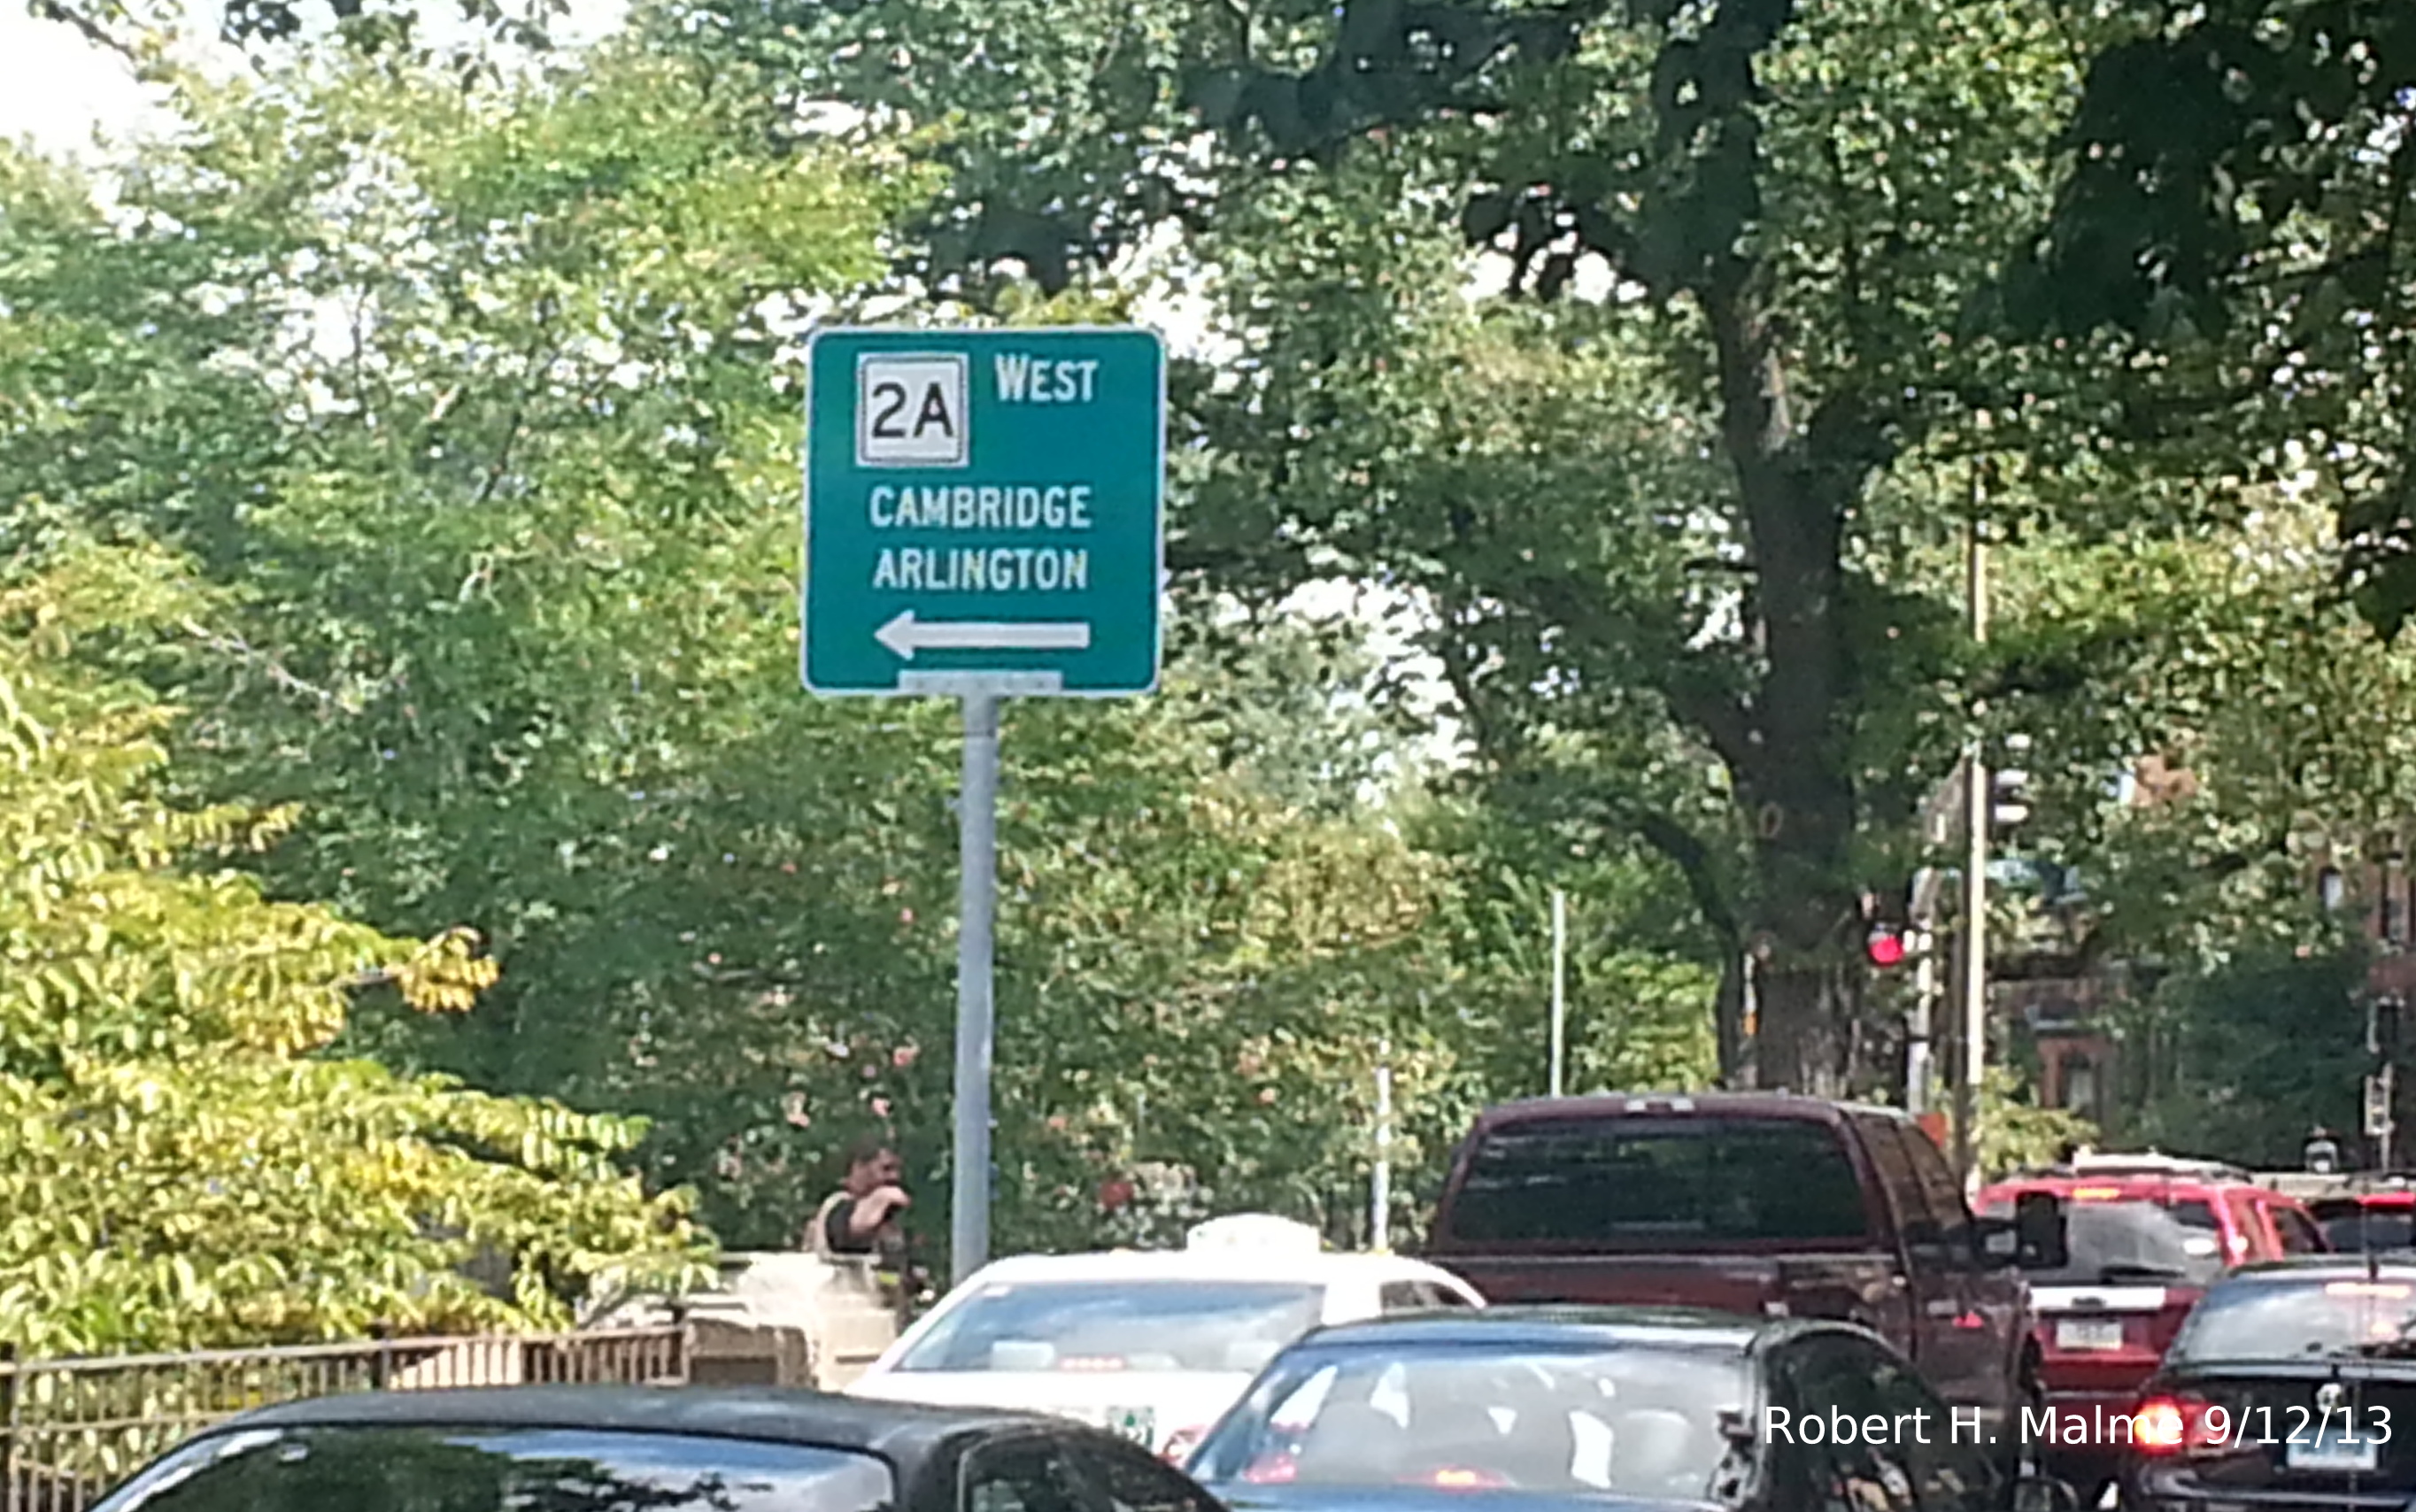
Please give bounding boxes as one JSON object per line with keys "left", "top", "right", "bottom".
{"left": 960, "top": 1249, "right": 1471, "bottom": 1286}
{"left": 1281, "top": 1304, "right": 1796, "bottom": 1354}
{"left": 2313, "top": 1191, "right": 2416, "bottom": 1210}
{"left": 1981, "top": 1174, "right": 2260, "bottom": 1200}
{"left": 1470, "top": 1091, "right": 1865, "bottom": 1132}
{"left": 205, "top": 1385, "right": 1068, "bottom": 1458}
{"left": 2217, "top": 1256, "right": 2416, "bottom": 1283}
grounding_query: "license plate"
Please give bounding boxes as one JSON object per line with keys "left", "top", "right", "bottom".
{"left": 2054, "top": 1319, "right": 2125, "bottom": 1352}
{"left": 1105, "top": 1407, "right": 1155, "bottom": 1446}
{"left": 2286, "top": 1425, "right": 2379, "bottom": 1474}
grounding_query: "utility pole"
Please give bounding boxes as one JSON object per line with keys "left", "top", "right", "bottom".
{"left": 1549, "top": 890, "right": 1568, "bottom": 1098}
{"left": 1905, "top": 780, "right": 1959, "bottom": 1116}
{"left": 2369, "top": 993, "right": 2403, "bottom": 1172}
{"left": 1905, "top": 863, "right": 1944, "bottom": 1116}
{"left": 1952, "top": 505, "right": 1991, "bottom": 1190}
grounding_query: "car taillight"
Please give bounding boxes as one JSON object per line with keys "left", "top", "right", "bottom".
{"left": 1420, "top": 1468, "right": 1510, "bottom": 1490}
{"left": 2133, "top": 1394, "right": 2222, "bottom": 1454}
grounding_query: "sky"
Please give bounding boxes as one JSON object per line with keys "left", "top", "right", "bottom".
{"left": 0, "top": 7, "right": 172, "bottom": 159}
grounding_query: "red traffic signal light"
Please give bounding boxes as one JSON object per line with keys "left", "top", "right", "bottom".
{"left": 1866, "top": 926, "right": 1907, "bottom": 968}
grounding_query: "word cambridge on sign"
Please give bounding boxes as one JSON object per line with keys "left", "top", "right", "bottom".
{"left": 801, "top": 327, "right": 1165, "bottom": 696}
{"left": 800, "top": 325, "right": 1166, "bottom": 1290}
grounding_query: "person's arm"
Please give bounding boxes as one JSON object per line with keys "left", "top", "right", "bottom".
{"left": 845, "top": 1184, "right": 910, "bottom": 1239}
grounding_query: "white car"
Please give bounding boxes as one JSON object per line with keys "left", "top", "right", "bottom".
{"left": 846, "top": 1215, "right": 1486, "bottom": 1459}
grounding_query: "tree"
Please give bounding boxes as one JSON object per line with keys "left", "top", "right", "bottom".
{"left": 0, "top": 28, "right": 953, "bottom": 1241}
{"left": 0, "top": 546, "right": 708, "bottom": 1357}
{"left": 634, "top": 0, "right": 2263, "bottom": 1095}
{"left": 1964, "top": 505, "right": 2416, "bottom": 1158}
{"left": 2119, "top": 947, "right": 2374, "bottom": 1168}
{"left": 2011, "top": 1, "right": 2416, "bottom": 636}
{"left": 0, "top": 21, "right": 1696, "bottom": 1266}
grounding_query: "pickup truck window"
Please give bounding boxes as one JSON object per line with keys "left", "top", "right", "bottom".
{"left": 1447, "top": 1117, "right": 1870, "bottom": 1246}
{"left": 1854, "top": 1116, "right": 1934, "bottom": 1254}
{"left": 1894, "top": 1121, "right": 1977, "bottom": 1262}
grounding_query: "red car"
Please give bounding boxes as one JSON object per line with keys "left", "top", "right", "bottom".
{"left": 2308, "top": 1182, "right": 2416, "bottom": 1254}
{"left": 1978, "top": 1154, "right": 2330, "bottom": 1494}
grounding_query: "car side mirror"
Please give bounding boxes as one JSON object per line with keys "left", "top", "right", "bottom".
{"left": 2015, "top": 1191, "right": 2070, "bottom": 1270}
{"left": 2010, "top": 1471, "right": 2080, "bottom": 1512}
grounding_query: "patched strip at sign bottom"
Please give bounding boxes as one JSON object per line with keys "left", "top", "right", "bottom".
{"left": 898, "top": 671, "right": 1066, "bottom": 696}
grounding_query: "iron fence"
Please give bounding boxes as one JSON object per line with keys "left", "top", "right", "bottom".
{"left": 0, "top": 1326, "right": 688, "bottom": 1512}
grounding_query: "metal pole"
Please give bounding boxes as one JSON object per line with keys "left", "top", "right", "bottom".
{"left": 1737, "top": 948, "right": 1760, "bottom": 1090}
{"left": 2384, "top": 1064, "right": 2399, "bottom": 1171}
{"left": 1906, "top": 926, "right": 1935, "bottom": 1115}
{"left": 951, "top": 694, "right": 1000, "bottom": 1284}
{"left": 1371, "top": 1044, "right": 1393, "bottom": 1252}
{"left": 1549, "top": 890, "right": 1567, "bottom": 1097}
{"left": 1952, "top": 508, "right": 1990, "bottom": 1189}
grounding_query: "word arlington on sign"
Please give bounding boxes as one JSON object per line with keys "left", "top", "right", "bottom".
{"left": 856, "top": 352, "right": 969, "bottom": 467}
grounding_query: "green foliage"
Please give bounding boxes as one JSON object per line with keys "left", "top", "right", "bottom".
{"left": 1409, "top": 797, "right": 1720, "bottom": 1105}
{"left": 1974, "top": 1067, "right": 2096, "bottom": 1182}
{"left": 646, "top": 0, "right": 2236, "bottom": 1093}
{"left": 0, "top": 552, "right": 708, "bottom": 1356}
{"left": 2118, "top": 947, "right": 2373, "bottom": 1169}
{"left": 1975, "top": 502, "right": 2416, "bottom": 974}
{"left": 0, "top": 18, "right": 1725, "bottom": 1280}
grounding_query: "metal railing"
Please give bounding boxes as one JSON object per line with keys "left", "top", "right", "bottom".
{"left": 0, "top": 1326, "right": 687, "bottom": 1512}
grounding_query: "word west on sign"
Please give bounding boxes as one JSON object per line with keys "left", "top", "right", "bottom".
{"left": 803, "top": 328, "right": 1165, "bottom": 698}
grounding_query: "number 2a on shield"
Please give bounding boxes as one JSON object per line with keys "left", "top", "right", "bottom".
{"left": 856, "top": 353, "right": 969, "bottom": 467}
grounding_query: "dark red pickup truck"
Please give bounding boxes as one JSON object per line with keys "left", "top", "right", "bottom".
{"left": 1424, "top": 1092, "right": 2068, "bottom": 1473}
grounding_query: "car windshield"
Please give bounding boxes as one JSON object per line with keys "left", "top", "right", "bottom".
{"left": 2170, "top": 1275, "right": 2416, "bottom": 1362}
{"left": 2312, "top": 1202, "right": 2416, "bottom": 1254}
{"left": 1447, "top": 1117, "right": 1869, "bottom": 1246}
{"left": 1981, "top": 1192, "right": 2225, "bottom": 1263}
{"left": 90, "top": 1426, "right": 897, "bottom": 1512}
{"left": 894, "top": 1279, "right": 1325, "bottom": 1374}
{"left": 1191, "top": 1340, "right": 1752, "bottom": 1502}
{"left": 2025, "top": 1200, "right": 2225, "bottom": 1285}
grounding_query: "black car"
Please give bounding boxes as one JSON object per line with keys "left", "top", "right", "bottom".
{"left": 2119, "top": 1259, "right": 2416, "bottom": 1511}
{"left": 1185, "top": 1306, "right": 2073, "bottom": 1512}
{"left": 84, "top": 1385, "right": 1231, "bottom": 1512}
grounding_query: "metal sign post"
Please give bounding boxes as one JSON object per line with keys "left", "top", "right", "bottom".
{"left": 803, "top": 327, "right": 1166, "bottom": 1284}
{"left": 952, "top": 694, "right": 1000, "bottom": 1277}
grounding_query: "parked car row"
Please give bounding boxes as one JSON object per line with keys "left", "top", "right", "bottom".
{"left": 88, "top": 1308, "right": 2070, "bottom": 1512}
{"left": 78, "top": 1095, "right": 2416, "bottom": 1512}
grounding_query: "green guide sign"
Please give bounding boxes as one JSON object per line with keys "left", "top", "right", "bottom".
{"left": 801, "top": 326, "right": 1166, "bottom": 697}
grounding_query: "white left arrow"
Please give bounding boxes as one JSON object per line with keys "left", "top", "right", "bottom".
{"left": 875, "top": 610, "right": 1092, "bottom": 660}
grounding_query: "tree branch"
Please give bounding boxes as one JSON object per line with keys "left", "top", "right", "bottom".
{"left": 1625, "top": 806, "right": 1743, "bottom": 945}
{"left": 181, "top": 619, "right": 360, "bottom": 714}
{"left": 28, "top": 1, "right": 143, "bottom": 67}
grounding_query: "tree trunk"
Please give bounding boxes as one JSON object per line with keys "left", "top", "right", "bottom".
{"left": 1752, "top": 950, "right": 1856, "bottom": 1099}
{"left": 1691, "top": 255, "right": 1882, "bottom": 1102}
{"left": 1715, "top": 951, "right": 1746, "bottom": 1086}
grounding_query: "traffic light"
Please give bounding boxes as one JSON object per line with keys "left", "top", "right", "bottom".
{"left": 2372, "top": 995, "right": 2404, "bottom": 1062}
{"left": 1867, "top": 924, "right": 1908, "bottom": 968}
{"left": 1991, "top": 735, "right": 2033, "bottom": 830}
